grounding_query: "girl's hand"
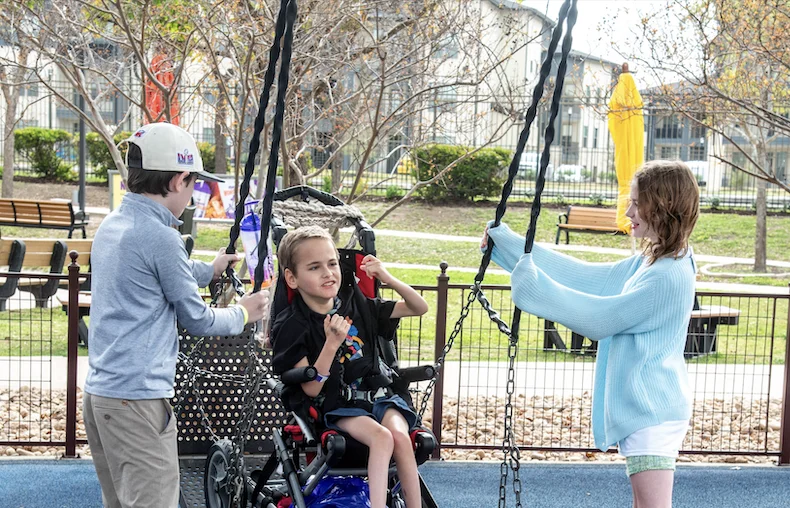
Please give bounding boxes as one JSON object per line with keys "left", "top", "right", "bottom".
{"left": 324, "top": 314, "right": 351, "bottom": 349}
{"left": 481, "top": 225, "right": 490, "bottom": 251}
{"left": 360, "top": 254, "right": 391, "bottom": 284}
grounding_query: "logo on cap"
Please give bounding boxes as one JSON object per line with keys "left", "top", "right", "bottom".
{"left": 134, "top": 129, "right": 145, "bottom": 137}
{"left": 177, "top": 149, "right": 194, "bottom": 166}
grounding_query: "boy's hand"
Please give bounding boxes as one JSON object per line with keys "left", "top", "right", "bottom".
{"left": 360, "top": 254, "right": 391, "bottom": 283}
{"left": 324, "top": 314, "right": 351, "bottom": 349}
{"left": 213, "top": 248, "right": 241, "bottom": 279}
{"left": 238, "top": 290, "right": 270, "bottom": 323}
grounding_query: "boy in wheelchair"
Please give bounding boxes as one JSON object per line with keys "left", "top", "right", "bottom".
{"left": 270, "top": 226, "right": 429, "bottom": 508}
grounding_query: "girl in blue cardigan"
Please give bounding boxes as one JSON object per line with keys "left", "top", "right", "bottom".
{"left": 484, "top": 160, "right": 699, "bottom": 508}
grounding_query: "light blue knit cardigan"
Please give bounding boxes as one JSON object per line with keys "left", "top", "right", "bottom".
{"left": 487, "top": 223, "right": 695, "bottom": 450}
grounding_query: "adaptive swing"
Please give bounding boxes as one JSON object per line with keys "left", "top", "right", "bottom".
{"left": 173, "top": 0, "right": 580, "bottom": 506}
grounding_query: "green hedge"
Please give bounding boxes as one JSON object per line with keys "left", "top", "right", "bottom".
{"left": 14, "top": 127, "right": 73, "bottom": 181}
{"left": 411, "top": 144, "right": 510, "bottom": 201}
{"left": 86, "top": 131, "right": 131, "bottom": 179}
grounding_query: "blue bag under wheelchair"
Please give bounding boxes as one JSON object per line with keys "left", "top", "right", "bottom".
{"left": 293, "top": 476, "right": 371, "bottom": 508}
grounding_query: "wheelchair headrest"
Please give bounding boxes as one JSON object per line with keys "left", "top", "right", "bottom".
{"left": 271, "top": 248, "right": 379, "bottom": 321}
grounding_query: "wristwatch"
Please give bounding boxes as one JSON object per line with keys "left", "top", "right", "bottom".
{"left": 314, "top": 371, "right": 330, "bottom": 383}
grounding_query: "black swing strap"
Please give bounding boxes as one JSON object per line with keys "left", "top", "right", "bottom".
{"left": 221, "top": 0, "right": 297, "bottom": 294}
{"left": 476, "top": 0, "right": 573, "bottom": 286}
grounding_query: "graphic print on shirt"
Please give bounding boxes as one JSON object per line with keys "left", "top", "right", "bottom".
{"left": 338, "top": 317, "right": 363, "bottom": 364}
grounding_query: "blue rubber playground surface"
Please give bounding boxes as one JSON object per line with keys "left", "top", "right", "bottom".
{"left": 2, "top": 458, "right": 789, "bottom": 507}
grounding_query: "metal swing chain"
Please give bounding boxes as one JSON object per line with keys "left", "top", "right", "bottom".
{"left": 417, "top": 17, "right": 579, "bottom": 505}
{"left": 417, "top": 283, "right": 513, "bottom": 420}
{"left": 499, "top": 335, "right": 521, "bottom": 507}
{"left": 229, "top": 333, "right": 268, "bottom": 506}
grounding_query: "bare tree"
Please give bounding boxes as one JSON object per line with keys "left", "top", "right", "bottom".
{"left": 193, "top": 0, "right": 550, "bottom": 224}
{"left": 0, "top": 5, "right": 34, "bottom": 197}
{"left": 5, "top": 0, "right": 205, "bottom": 181}
{"left": 609, "top": 0, "right": 790, "bottom": 271}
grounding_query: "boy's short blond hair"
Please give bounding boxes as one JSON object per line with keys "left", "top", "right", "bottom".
{"left": 277, "top": 226, "right": 335, "bottom": 275}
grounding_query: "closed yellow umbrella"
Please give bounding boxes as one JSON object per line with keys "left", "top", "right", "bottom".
{"left": 607, "top": 64, "right": 644, "bottom": 233}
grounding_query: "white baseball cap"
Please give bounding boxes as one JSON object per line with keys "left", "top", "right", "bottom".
{"left": 125, "top": 123, "right": 223, "bottom": 182}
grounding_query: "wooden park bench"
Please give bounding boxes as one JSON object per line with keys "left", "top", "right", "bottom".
{"left": 0, "top": 198, "right": 89, "bottom": 238}
{"left": 543, "top": 303, "right": 741, "bottom": 358}
{"left": 0, "top": 238, "right": 68, "bottom": 311}
{"left": 555, "top": 206, "right": 626, "bottom": 245}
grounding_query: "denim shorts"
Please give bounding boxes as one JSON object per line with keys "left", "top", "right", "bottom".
{"left": 324, "top": 394, "right": 418, "bottom": 432}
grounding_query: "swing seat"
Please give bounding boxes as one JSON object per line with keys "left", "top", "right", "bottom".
{"left": 205, "top": 185, "right": 440, "bottom": 508}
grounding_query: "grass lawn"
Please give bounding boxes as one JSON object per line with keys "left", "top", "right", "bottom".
{"left": 381, "top": 267, "right": 787, "bottom": 365}
{"left": 0, "top": 307, "right": 82, "bottom": 357}
{"left": 192, "top": 203, "right": 790, "bottom": 287}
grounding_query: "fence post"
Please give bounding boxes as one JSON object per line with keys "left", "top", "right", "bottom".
{"left": 780, "top": 288, "right": 790, "bottom": 466}
{"left": 64, "top": 251, "right": 81, "bottom": 459}
{"left": 431, "top": 262, "right": 449, "bottom": 460}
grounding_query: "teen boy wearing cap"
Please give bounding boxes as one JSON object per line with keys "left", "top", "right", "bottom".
{"left": 82, "top": 123, "right": 270, "bottom": 508}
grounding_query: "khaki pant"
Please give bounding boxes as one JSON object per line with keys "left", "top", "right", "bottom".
{"left": 83, "top": 393, "right": 179, "bottom": 508}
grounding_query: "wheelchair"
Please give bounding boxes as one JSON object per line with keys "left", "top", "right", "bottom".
{"left": 201, "top": 186, "right": 440, "bottom": 508}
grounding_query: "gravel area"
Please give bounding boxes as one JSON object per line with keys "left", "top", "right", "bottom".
{"left": 0, "top": 388, "right": 780, "bottom": 465}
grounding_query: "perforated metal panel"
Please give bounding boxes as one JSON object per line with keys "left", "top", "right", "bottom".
{"left": 173, "top": 327, "right": 288, "bottom": 455}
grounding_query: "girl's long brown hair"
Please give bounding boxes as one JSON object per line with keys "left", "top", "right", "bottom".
{"left": 635, "top": 160, "right": 700, "bottom": 265}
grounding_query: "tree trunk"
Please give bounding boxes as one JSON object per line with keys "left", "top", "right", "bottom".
{"left": 214, "top": 93, "right": 228, "bottom": 175}
{"left": 753, "top": 178, "right": 768, "bottom": 272}
{"left": 2, "top": 87, "right": 20, "bottom": 198}
{"left": 332, "top": 155, "right": 341, "bottom": 193}
{"left": 753, "top": 144, "right": 768, "bottom": 272}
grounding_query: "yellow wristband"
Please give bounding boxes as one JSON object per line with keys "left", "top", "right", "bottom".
{"left": 238, "top": 305, "right": 249, "bottom": 325}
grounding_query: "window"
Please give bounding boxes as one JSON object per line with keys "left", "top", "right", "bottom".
{"left": 660, "top": 146, "right": 678, "bottom": 159}
{"left": 776, "top": 152, "right": 787, "bottom": 181}
{"left": 593, "top": 127, "right": 599, "bottom": 149}
{"left": 23, "top": 72, "right": 39, "bottom": 97}
{"left": 690, "top": 120, "right": 706, "bottom": 140}
{"left": 437, "top": 35, "right": 459, "bottom": 59}
{"left": 656, "top": 116, "right": 681, "bottom": 139}
{"left": 202, "top": 128, "right": 215, "bottom": 145}
{"left": 689, "top": 146, "right": 706, "bottom": 160}
{"left": 583, "top": 126, "right": 589, "bottom": 148}
{"left": 312, "top": 131, "right": 333, "bottom": 168}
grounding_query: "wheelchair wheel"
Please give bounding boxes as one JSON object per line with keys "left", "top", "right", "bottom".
{"left": 204, "top": 439, "right": 247, "bottom": 508}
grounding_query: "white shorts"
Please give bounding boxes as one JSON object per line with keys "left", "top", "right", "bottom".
{"left": 618, "top": 420, "right": 689, "bottom": 458}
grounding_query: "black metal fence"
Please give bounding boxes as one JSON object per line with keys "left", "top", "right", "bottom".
{"left": 1, "top": 261, "right": 789, "bottom": 463}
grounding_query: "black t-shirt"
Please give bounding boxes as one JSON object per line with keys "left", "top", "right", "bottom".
{"left": 271, "top": 288, "right": 399, "bottom": 412}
